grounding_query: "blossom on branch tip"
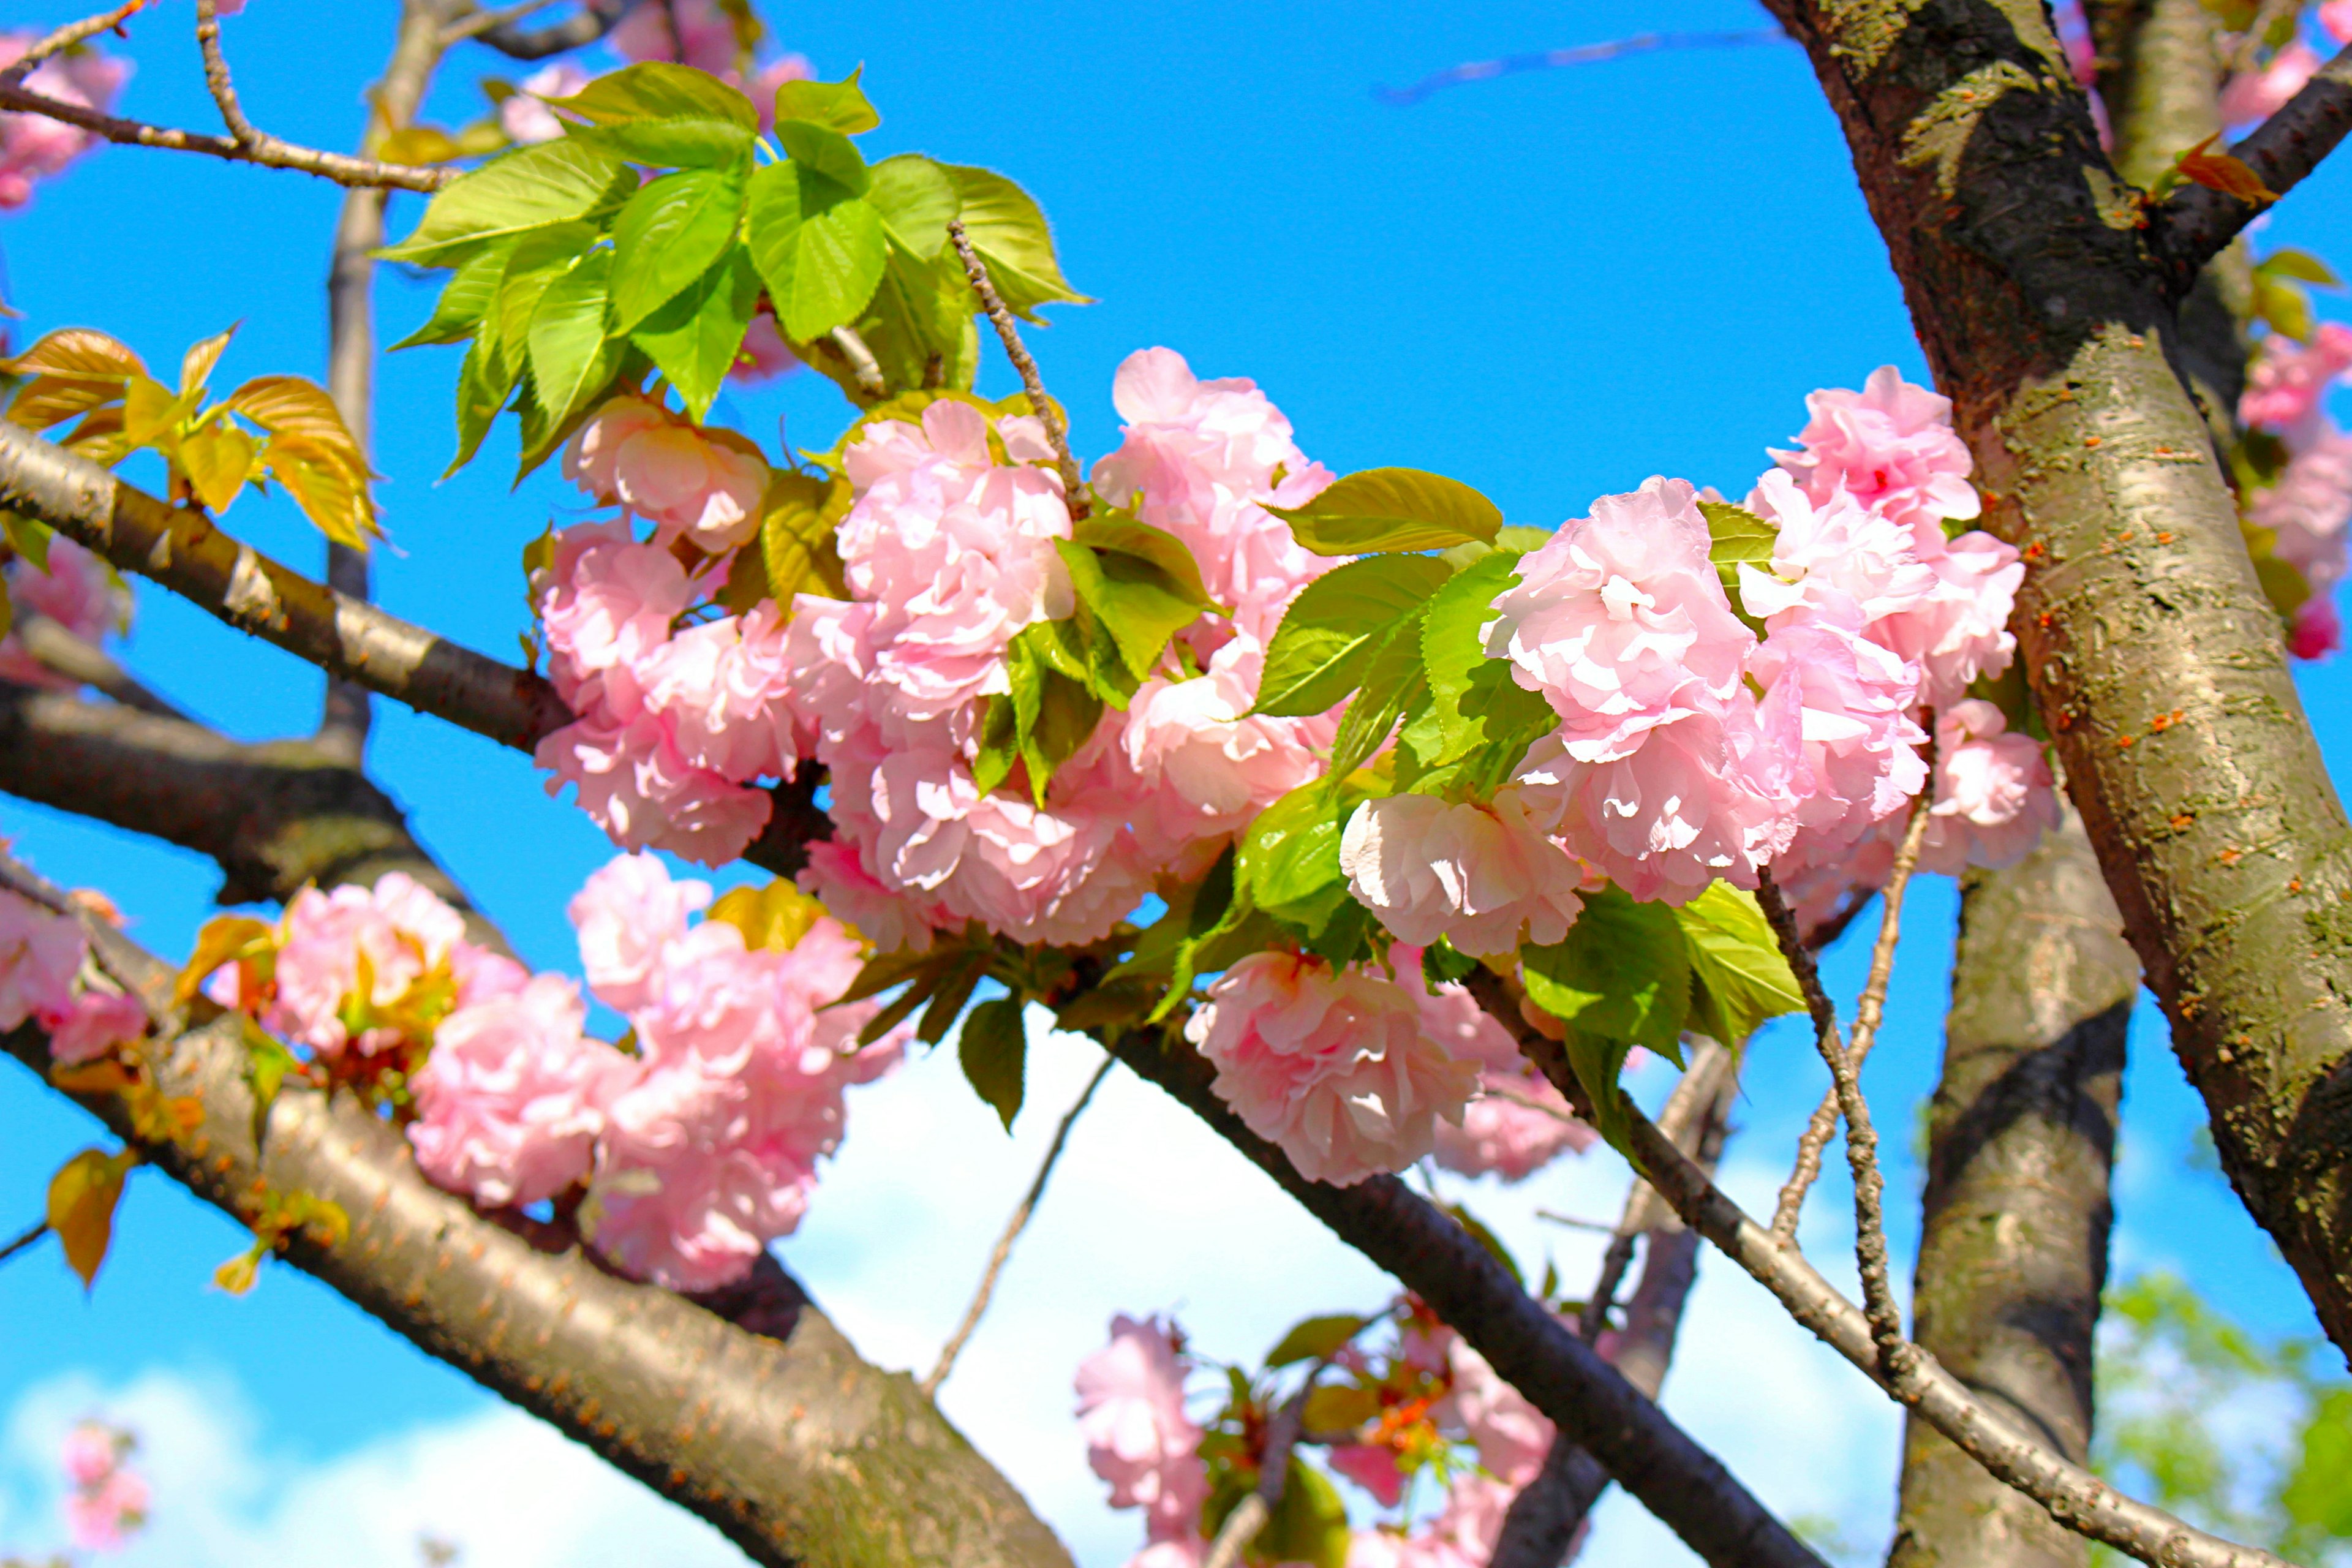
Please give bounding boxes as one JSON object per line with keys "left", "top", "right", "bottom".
{"left": 46, "top": 989, "right": 148, "bottom": 1066}
{"left": 1186, "top": 952, "right": 1477, "bottom": 1185}
{"left": 1915, "top": 699, "right": 2058, "bottom": 874}
{"left": 0, "top": 886, "right": 81, "bottom": 1032}
{"left": 499, "top": 62, "right": 590, "bottom": 144}
{"left": 0, "top": 35, "right": 129, "bottom": 210}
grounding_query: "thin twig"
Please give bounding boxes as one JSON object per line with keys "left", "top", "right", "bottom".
{"left": 1204, "top": 1379, "right": 1312, "bottom": 1568}
{"left": 1770, "top": 742, "right": 1937, "bottom": 1243}
{"left": 921, "top": 1056, "right": 1115, "bottom": 1399}
{"left": 452, "top": 0, "right": 627, "bottom": 56}
{"left": 944, "top": 217, "right": 1090, "bottom": 514}
{"left": 1465, "top": 982, "right": 2296, "bottom": 1568}
{"left": 0, "top": 1219, "right": 50, "bottom": 1266}
{"left": 1534, "top": 1209, "right": 1621, "bottom": 1234}
{"left": 192, "top": 0, "right": 266, "bottom": 147}
{"left": 0, "top": 80, "right": 454, "bottom": 192}
{"left": 439, "top": 0, "right": 562, "bottom": 47}
{"left": 0, "top": 1, "right": 154, "bottom": 88}
{"left": 1376, "top": 29, "right": 1787, "bottom": 106}
{"left": 1580, "top": 1042, "right": 1730, "bottom": 1340}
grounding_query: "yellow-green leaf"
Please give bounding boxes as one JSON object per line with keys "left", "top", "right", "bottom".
{"left": 222, "top": 376, "right": 372, "bottom": 479}
{"left": 178, "top": 914, "right": 275, "bottom": 1003}
{"left": 1265, "top": 467, "right": 1504, "bottom": 557}
{"left": 120, "top": 375, "right": 185, "bottom": 450}
{"left": 178, "top": 420, "right": 257, "bottom": 513}
{"left": 760, "top": 469, "right": 851, "bottom": 601}
{"left": 772, "top": 68, "right": 880, "bottom": 134}
{"left": 46, "top": 1147, "right": 136, "bottom": 1292}
{"left": 178, "top": 322, "right": 238, "bottom": 399}
{"left": 376, "top": 124, "right": 464, "bottom": 166}
{"left": 708, "top": 879, "right": 832, "bottom": 950}
{"left": 265, "top": 437, "right": 378, "bottom": 548}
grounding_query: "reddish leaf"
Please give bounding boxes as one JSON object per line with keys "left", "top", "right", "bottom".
{"left": 2178, "top": 133, "right": 2280, "bottom": 203}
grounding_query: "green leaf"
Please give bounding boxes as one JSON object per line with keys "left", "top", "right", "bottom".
{"left": 380, "top": 140, "right": 630, "bottom": 264}
{"left": 524, "top": 247, "right": 617, "bottom": 434}
{"left": 3, "top": 511, "right": 53, "bottom": 573}
{"left": 940, "top": 164, "right": 1090, "bottom": 319}
{"left": 1416, "top": 550, "right": 1558, "bottom": 770}
{"left": 2258, "top": 277, "right": 2317, "bottom": 344}
{"left": 1698, "top": 498, "right": 1778, "bottom": 588}
{"left": 1562, "top": 1026, "right": 1642, "bottom": 1155}
{"left": 1446, "top": 1199, "right": 1526, "bottom": 1286}
{"left": 777, "top": 119, "right": 870, "bottom": 194}
{"left": 1265, "top": 467, "right": 1503, "bottom": 557}
{"left": 568, "top": 115, "right": 755, "bottom": 171}
{"left": 544, "top": 61, "right": 758, "bottom": 129}
{"left": 772, "top": 67, "right": 880, "bottom": 134}
{"left": 1238, "top": 782, "right": 1362, "bottom": 935}
{"left": 1422, "top": 936, "right": 1479, "bottom": 987}
{"left": 391, "top": 237, "right": 518, "bottom": 350}
{"left": 958, "top": 995, "right": 1028, "bottom": 1130}
{"left": 1071, "top": 510, "right": 1215, "bottom": 607}
{"left": 1055, "top": 537, "right": 1211, "bottom": 685}
{"left": 1259, "top": 1458, "right": 1351, "bottom": 1568}
{"left": 1265, "top": 1313, "right": 1368, "bottom": 1368}
{"left": 917, "top": 949, "right": 990, "bottom": 1046}
{"left": 1521, "top": 884, "right": 1690, "bottom": 1054}
{"left": 243, "top": 1024, "right": 300, "bottom": 1146}
{"left": 2258, "top": 246, "right": 2342, "bottom": 287}
{"left": 1673, "top": 881, "right": 1803, "bottom": 1047}
{"left": 1256, "top": 554, "right": 1453, "bottom": 717}
{"left": 610, "top": 164, "right": 749, "bottom": 333}
{"left": 745, "top": 163, "right": 889, "bottom": 344}
{"left": 444, "top": 333, "right": 509, "bottom": 477}
{"left": 47, "top": 1147, "right": 136, "bottom": 1292}
{"left": 491, "top": 221, "right": 600, "bottom": 382}
{"left": 867, "top": 153, "right": 957, "bottom": 258}
{"left": 631, "top": 248, "right": 762, "bottom": 421}
{"left": 1327, "top": 612, "right": 1430, "bottom": 781}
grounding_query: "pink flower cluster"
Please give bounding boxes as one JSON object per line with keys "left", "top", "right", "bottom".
{"left": 1076, "top": 1314, "right": 1210, "bottom": 1564}
{"left": 1344, "top": 1336, "right": 1556, "bottom": 1568}
{"left": 0, "top": 35, "right": 127, "bottom": 209}
{"left": 0, "top": 881, "right": 148, "bottom": 1066}
{"left": 536, "top": 401, "right": 794, "bottom": 865}
{"left": 1184, "top": 951, "right": 1480, "bottom": 1186}
{"left": 2241, "top": 326, "right": 2352, "bottom": 657}
{"left": 1396, "top": 949, "right": 1594, "bottom": 1182}
{"left": 0, "top": 536, "right": 132, "bottom": 689}
{"left": 61, "top": 1420, "right": 148, "bottom": 1551}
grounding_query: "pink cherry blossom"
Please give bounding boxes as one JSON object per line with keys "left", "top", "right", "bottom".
{"left": 2252, "top": 425, "right": 2352, "bottom": 606}
{"left": 1485, "top": 477, "right": 1756, "bottom": 722}
{"left": 1915, "top": 699, "right": 2059, "bottom": 874}
{"left": 1340, "top": 788, "right": 1588, "bottom": 959}
{"left": 1750, "top": 617, "right": 1929, "bottom": 854}
{"left": 1076, "top": 1314, "right": 1209, "bottom": 1543}
{"left": 1741, "top": 469, "right": 1939, "bottom": 629}
{"left": 2241, "top": 325, "right": 2352, "bottom": 433}
{"left": 1185, "top": 952, "right": 1478, "bottom": 1186}
{"left": 1870, "top": 531, "right": 2024, "bottom": 707}
{"left": 1771, "top": 366, "right": 1980, "bottom": 546}
{"left": 0, "top": 888, "right": 82, "bottom": 1031}
{"left": 1441, "top": 1337, "right": 1554, "bottom": 1487}
{"left": 1392, "top": 947, "right": 1594, "bottom": 1181}
{"left": 568, "top": 851, "right": 712, "bottom": 1015}
{"left": 265, "top": 873, "right": 477, "bottom": 1058}
{"left": 564, "top": 397, "right": 771, "bottom": 553}
{"left": 535, "top": 711, "right": 775, "bottom": 867}
{"left": 499, "top": 62, "right": 589, "bottom": 143}
{"left": 1329, "top": 1442, "right": 1408, "bottom": 1506}
{"left": 409, "top": 973, "right": 635, "bottom": 1208}
{"left": 0, "top": 537, "right": 132, "bottom": 689}
{"left": 536, "top": 519, "right": 696, "bottom": 722}
{"left": 794, "top": 838, "right": 952, "bottom": 954}
{"left": 0, "top": 36, "right": 129, "bottom": 210}
{"left": 645, "top": 601, "right": 804, "bottom": 783}
{"left": 2295, "top": 595, "right": 2343, "bottom": 658}
{"left": 731, "top": 308, "right": 800, "bottom": 383}
{"left": 60, "top": 1423, "right": 117, "bottom": 1488}
{"left": 2324, "top": 0, "right": 2352, "bottom": 44}
{"left": 2221, "top": 39, "right": 2321, "bottom": 128}
{"left": 64, "top": 1463, "right": 148, "bottom": 1550}
{"left": 609, "top": 0, "right": 741, "bottom": 74}
{"left": 46, "top": 989, "right": 148, "bottom": 1065}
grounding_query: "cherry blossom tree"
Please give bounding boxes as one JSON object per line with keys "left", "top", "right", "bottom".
{"left": 0, "top": 1, "right": 2348, "bottom": 1566}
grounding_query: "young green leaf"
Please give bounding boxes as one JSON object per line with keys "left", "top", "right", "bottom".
{"left": 772, "top": 67, "right": 880, "bottom": 134}
{"left": 544, "top": 61, "right": 758, "bottom": 129}
{"left": 1326, "top": 612, "right": 1430, "bottom": 781}
{"left": 1674, "top": 881, "right": 1803, "bottom": 1047}
{"left": 1417, "top": 550, "right": 1557, "bottom": 769}
{"left": 1265, "top": 1312, "right": 1368, "bottom": 1367}
{"left": 178, "top": 420, "right": 256, "bottom": 513}
{"left": 1055, "top": 538, "right": 1212, "bottom": 685}
{"left": 2257, "top": 247, "right": 2343, "bottom": 287}
{"left": 1256, "top": 554, "right": 1453, "bottom": 717}
{"left": 1070, "top": 511, "right": 1216, "bottom": 607}
{"left": 524, "top": 247, "right": 617, "bottom": 433}
{"left": 1697, "top": 499, "right": 1778, "bottom": 592}
{"left": 940, "top": 164, "right": 1091, "bottom": 318}
{"left": 380, "top": 140, "right": 631, "bottom": 264}
{"left": 1264, "top": 467, "right": 1503, "bottom": 557}
{"left": 1257, "top": 1458, "right": 1351, "bottom": 1568}
{"left": 445, "top": 333, "right": 510, "bottom": 477}
{"left": 630, "top": 247, "right": 761, "bottom": 421}
{"left": 777, "top": 119, "right": 870, "bottom": 194}
{"left": 1521, "top": 884, "right": 1691, "bottom": 1055}
{"left": 1561, "top": 1025, "right": 1642, "bottom": 1155}
{"left": 958, "top": 994, "right": 1028, "bottom": 1131}
{"left": 391, "top": 236, "right": 519, "bottom": 350}
{"left": 178, "top": 323, "right": 237, "bottom": 399}
{"left": 568, "top": 115, "right": 755, "bottom": 171}
{"left": 867, "top": 153, "right": 957, "bottom": 257}
{"left": 745, "top": 162, "right": 889, "bottom": 344}
{"left": 1238, "top": 782, "right": 1363, "bottom": 935}
{"left": 758, "top": 469, "right": 850, "bottom": 601}
{"left": 1, "top": 511, "right": 51, "bottom": 573}
{"left": 854, "top": 241, "right": 979, "bottom": 396}
{"left": 609, "top": 164, "right": 750, "bottom": 333}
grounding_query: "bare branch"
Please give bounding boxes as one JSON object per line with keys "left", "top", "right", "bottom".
{"left": 921, "top": 1055, "right": 1115, "bottom": 1399}
{"left": 0, "top": 1, "right": 154, "bottom": 88}
{"left": 12, "top": 615, "right": 188, "bottom": 718}
{"left": 0, "top": 1218, "right": 48, "bottom": 1266}
{"left": 1204, "top": 1381, "right": 1311, "bottom": 1568}
{"left": 1771, "top": 763, "right": 1936, "bottom": 1242}
{"left": 946, "top": 218, "right": 1089, "bottom": 514}
{"left": 2150, "top": 40, "right": 2352, "bottom": 284}
{"left": 1580, "top": 1041, "right": 1731, "bottom": 1340}
{"left": 1375, "top": 29, "right": 1787, "bottom": 107}
{"left": 1469, "top": 983, "right": 2291, "bottom": 1568}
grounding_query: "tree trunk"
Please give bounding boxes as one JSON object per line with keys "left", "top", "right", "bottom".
{"left": 1757, "top": 0, "right": 2352, "bottom": 1365}
{"left": 1887, "top": 809, "right": 2137, "bottom": 1568}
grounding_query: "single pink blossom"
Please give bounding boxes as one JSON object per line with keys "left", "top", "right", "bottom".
{"left": 1772, "top": 366, "right": 1981, "bottom": 547}
{"left": 2241, "top": 325, "right": 2352, "bottom": 433}
{"left": 1485, "top": 477, "right": 1756, "bottom": 723}
{"left": 409, "top": 974, "right": 635, "bottom": 1208}
{"left": 1750, "top": 616, "right": 1929, "bottom": 853}
{"left": 59, "top": 1423, "right": 117, "bottom": 1488}
{"left": 2295, "top": 595, "right": 2343, "bottom": 658}
{"left": 1741, "top": 469, "right": 1940, "bottom": 629}
{"left": 564, "top": 397, "right": 771, "bottom": 552}
{"left": 1441, "top": 1338, "right": 1554, "bottom": 1487}
{"left": 794, "top": 838, "right": 952, "bottom": 954}
{"left": 0, "top": 538, "right": 132, "bottom": 690}
{"left": 2324, "top": 0, "right": 2352, "bottom": 44}
{"left": 46, "top": 989, "right": 148, "bottom": 1065}
{"left": 1186, "top": 952, "right": 1477, "bottom": 1186}
{"left": 536, "top": 519, "right": 697, "bottom": 723}
{"left": 266, "top": 873, "right": 474, "bottom": 1057}
{"left": 1328, "top": 1442, "right": 1408, "bottom": 1506}
{"left": 0, "top": 888, "right": 82, "bottom": 1032}
{"left": 568, "top": 851, "right": 712, "bottom": 1016}
{"left": 1916, "top": 700, "right": 2059, "bottom": 873}
{"left": 536, "top": 712, "right": 775, "bottom": 867}
{"left": 0, "top": 36, "right": 129, "bottom": 210}
{"left": 1340, "top": 788, "right": 1588, "bottom": 959}
{"left": 731, "top": 308, "right": 800, "bottom": 383}
{"left": 2222, "top": 39, "right": 2321, "bottom": 128}
{"left": 609, "top": 0, "right": 739, "bottom": 73}
{"left": 64, "top": 1464, "right": 148, "bottom": 1550}
{"left": 500, "top": 62, "right": 589, "bottom": 143}
{"left": 1076, "top": 1314, "right": 1209, "bottom": 1541}
{"left": 1868, "top": 530, "right": 2024, "bottom": 707}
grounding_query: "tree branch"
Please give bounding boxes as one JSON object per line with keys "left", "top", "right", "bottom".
{"left": 2151, "top": 40, "right": 2352, "bottom": 285}
{"left": 945, "top": 219, "right": 1088, "bottom": 513}
{"left": 0, "top": 887, "right": 1075, "bottom": 1568}
{"left": 1104, "top": 1030, "right": 1828, "bottom": 1568}
{"left": 0, "top": 1, "right": 154, "bottom": 88}
{"left": 12, "top": 614, "right": 187, "bottom": 718}
{"left": 446, "top": 0, "right": 627, "bottom": 55}
{"left": 1469, "top": 984, "right": 2286, "bottom": 1568}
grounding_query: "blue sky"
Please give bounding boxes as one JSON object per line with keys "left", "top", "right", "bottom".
{"left": 0, "top": 2, "right": 2346, "bottom": 1564}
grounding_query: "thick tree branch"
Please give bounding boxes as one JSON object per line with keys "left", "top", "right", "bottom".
{"left": 1890, "top": 808, "right": 2137, "bottom": 1568}
{"left": 1756, "top": 0, "right": 2352, "bottom": 1367}
{"left": 1105, "top": 1031, "right": 1828, "bottom": 1568}
{"left": 2152, "top": 41, "right": 2352, "bottom": 286}
{"left": 1469, "top": 984, "right": 2283, "bottom": 1568}
{"left": 0, "top": 894, "right": 1074, "bottom": 1568}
